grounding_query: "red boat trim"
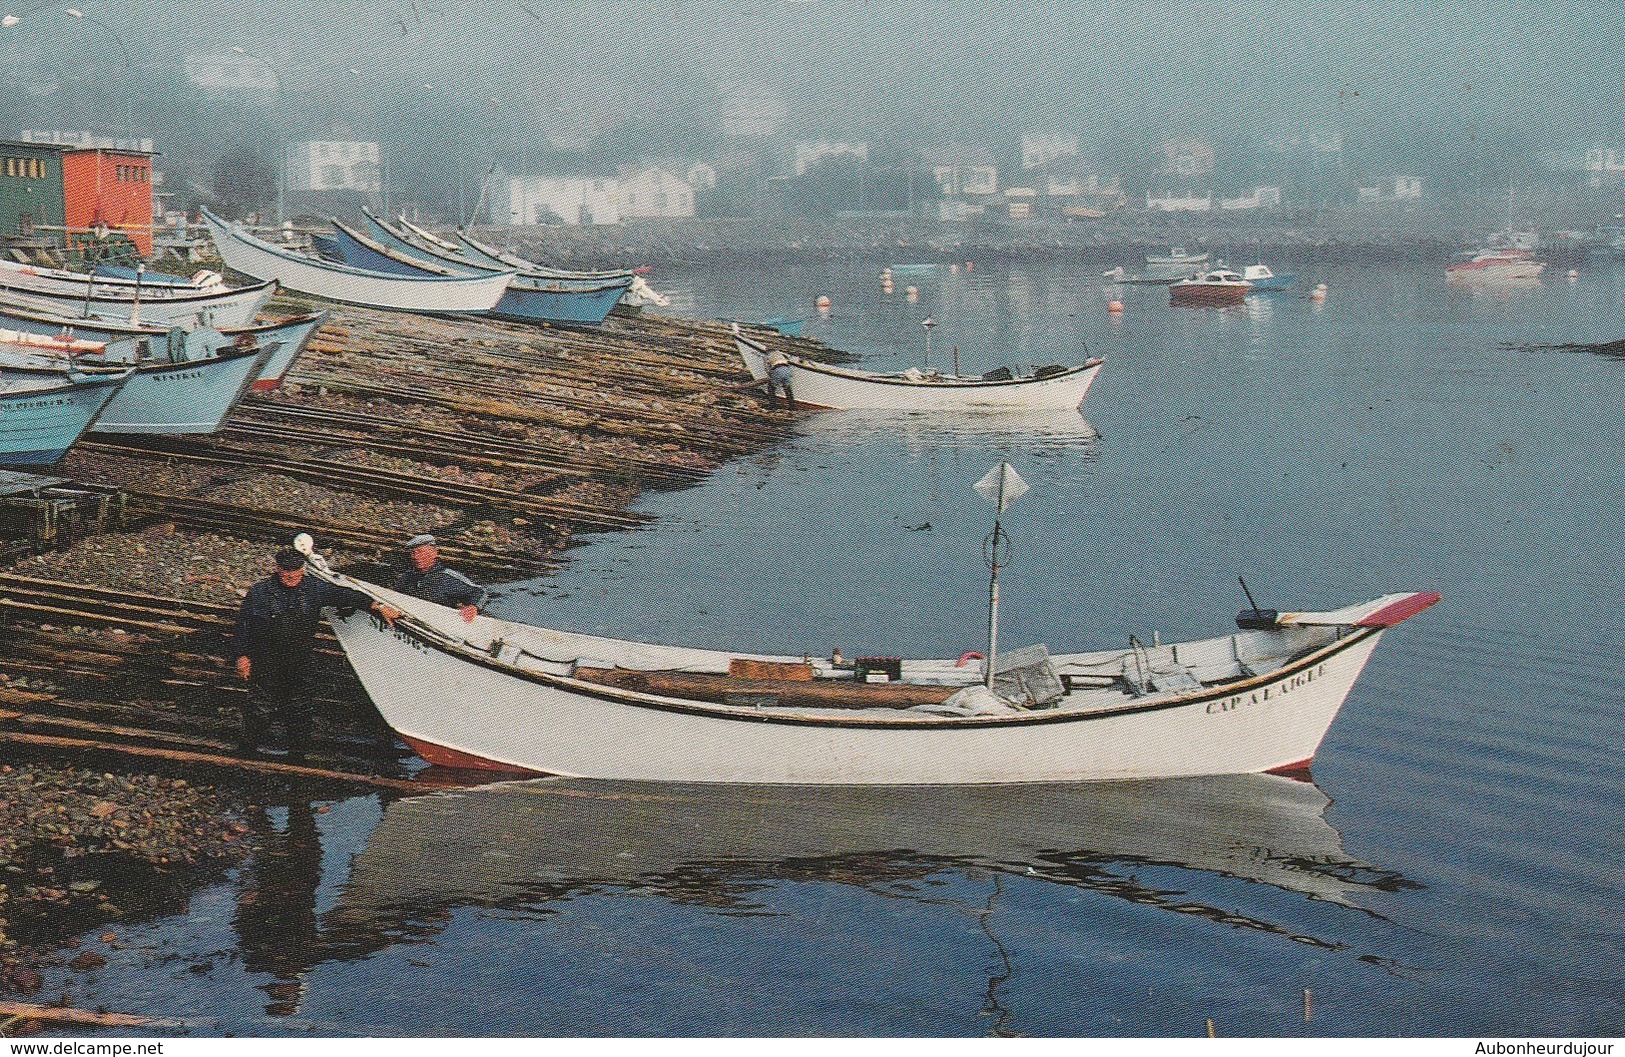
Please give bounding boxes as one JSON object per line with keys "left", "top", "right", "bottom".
{"left": 377, "top": 615, "right": 1384, "bottom": 732}
{"left": 1356, "top": 592, "right": 1441, "bottom": 627}
{"left": 249, "top": 378, "right": 282, "bottom": 391}
{"left": 1267, "top": 757, "right": 1315, "bottom": 782}
{"left": 400, "top": 733, "right": 544, "bottom": 774}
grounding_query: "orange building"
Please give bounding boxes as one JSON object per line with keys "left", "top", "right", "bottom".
{"left": 61, "top": 147, "right": 156, "bottom": 256}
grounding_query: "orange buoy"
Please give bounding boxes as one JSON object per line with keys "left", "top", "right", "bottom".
{"left": 815, "top": 294, "right": 831, "bottom": 309}
{"left": 905, "top": 286, "right": 918, "bottom": 300}
{"left": 1107, "top": 299, "right": 1124, "bottom": 313}
{"left": 964, "top": 260, "right": 974, "bottom": 272}
{"left": 1310, "top": 282, "right": 1327, "bottom": 302}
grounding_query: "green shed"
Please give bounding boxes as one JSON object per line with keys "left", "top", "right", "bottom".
{"left": 0, "top": 141, "right": 69, "bottom": 244}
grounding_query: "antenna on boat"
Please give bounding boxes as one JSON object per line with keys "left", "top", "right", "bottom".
{"left": 975, "top": 462, "right": 1029, "bottom": 687}
{"left": 921, "top": 316, "right": 936, "bottom": 371}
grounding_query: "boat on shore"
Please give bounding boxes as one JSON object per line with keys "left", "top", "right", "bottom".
{"left": 1445, "top": 248, "right": 1545, "bottom": 283}
{"left": 1242, "top": 263, "right": 1296, "bottom": 291}
{"left": 201, "top": 209, "right": 514, "bottom": 315}
{"left": 0, "top": 365, "right": 131, "bottom": 464}
{"left": 732, "top": 326, "right": 1103, "bottom": 411}
{"left": 0, "top": 264, "right": 277, "bottom": 330}
{"left": 1169, "top": 269, "right": 1252, "bottom": 306}
{"left": 0, "top": 328, "right": 274, "bottom": 435}
{"left": 328, "top": 217, "right": 628, "bottom": 326}
{"left": 305, "top": 536, "right": 1438, "bottom": 784}
{"left": 0, "top": 301, "right": 328, "bottom": 392}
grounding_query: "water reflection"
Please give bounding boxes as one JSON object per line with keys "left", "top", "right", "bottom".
{"left": 320, "top": 774, "right": 1414, "bottom": 973}
{"left": 234, "top": 799, "right": 324, "bottom": 1017}
{"left": 792, "top": 409, "right": 1101, "bottom": 453}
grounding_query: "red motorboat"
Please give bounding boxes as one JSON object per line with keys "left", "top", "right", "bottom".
{"left": 1169, "top": 269, "right": 1252, "bottom": 306}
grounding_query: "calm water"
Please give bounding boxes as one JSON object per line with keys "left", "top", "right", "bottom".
{"left": 41, "top": 257, "right": 1625, "bottom": 1036}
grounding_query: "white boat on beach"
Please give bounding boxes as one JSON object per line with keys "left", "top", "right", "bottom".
{"left": 304, "top": 539, "right": 1439, "bottom": 785}
{"left": 732, "top": 326, "right": 1103, "bottom": 411}
{"left": 0, "top": 267, "right": 278, "bottom": 330}
{"left": 201, "top": 208, "right": 514, "bottom": 314}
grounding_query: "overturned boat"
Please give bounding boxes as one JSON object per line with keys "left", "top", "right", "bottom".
{"left": 302, "top": 538, "right": 1437, "bottom": 784}
{"left": 732, "top": 326, "right": 1104, "bottom": 412}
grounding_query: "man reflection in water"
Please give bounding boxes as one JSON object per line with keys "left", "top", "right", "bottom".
{"left": 235, "top": 797, "right": 325, "bottom": 1017}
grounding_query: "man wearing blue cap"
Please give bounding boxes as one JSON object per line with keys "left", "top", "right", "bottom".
{"left": 394, "top": 533, "right": 487, "bottom": 623}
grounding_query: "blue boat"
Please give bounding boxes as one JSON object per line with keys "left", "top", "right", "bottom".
{"left": 371, "top": 211, "right": 641, "bottom": 283}
{"left": 728, "top": 316, "right": 805, "bottom": 338}
{"left": 0, "top": 301, "right": 328, "bottom": 392}
{"left": 327, "top": 219, "right": 627, "bottom": 327}
{"left": 357, "top": 211, "right": 636, "bottom": 294}
{"left": 1242, "top": 264, "right": 1296, "bottom": 292}
{"left": 0, "top": 367, "right": 129, "bottom": 464}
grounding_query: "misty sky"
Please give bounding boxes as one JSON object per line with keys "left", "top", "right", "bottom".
{"left": 3, "top": 0, "right": 1622, "bottom": 182}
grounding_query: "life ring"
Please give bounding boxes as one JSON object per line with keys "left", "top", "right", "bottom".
{"left": 956, "top": 652, "right": 985, "bottom": 667}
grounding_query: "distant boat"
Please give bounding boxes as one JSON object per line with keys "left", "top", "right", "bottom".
{"left": 0, "top": 363, "right": 130, "bottom": 464}
{"left": 0, "top": 328, "right": 273, "bottom": 435}
{"left": 888, "top": 263, "right": 938, "bottom": 276}
{"left": 330, "top": 217, "right": 628, "bottom": 326}
{"left": 201, "top": 208, "right": 513, "bottom": 315}
{"left": 1445, "top": 248, "right": 1545, "bottom": 283}
{"left": 733, "top": 325, "right": 1103, "bottom": 411}
{"left": 1241, "top": 264, "right": 1296, "bottom": 291}
{"left": 0, "top": 262, "right": 277, "bottom": 329}
{"left": 1169, "top": 269, "right": 1252, "bottom": 306}
{"left": 1145, "top": 247, "right": 1210, "bottom": 278}
{"left": 0, "top": 301, "right": 328, "bottom": 392}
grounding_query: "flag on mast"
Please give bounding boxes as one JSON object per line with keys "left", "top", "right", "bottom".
{"left": 974, "top": 462, "right": 1028, "bottom": 512}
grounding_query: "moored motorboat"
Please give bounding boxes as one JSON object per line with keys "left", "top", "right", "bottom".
{"left": 1145, "top": 247, "right": 1210, "bottom": 278}
{"left": 0, "top": 301, "right": 328, "bottom": 392}
{"left": 732, "top": 326, "right": 1102, "bottom": 411}
{"left": 0, "top": 365, "right": 131, "bottom": 464}
{"left": 1169, "top": 269, "right": 1252, "bottom": 306}
{"left": 303, "top": 534, "right": 1439, "bottom": 784}
{"left": 1445, "top": 248, "right": 1546, "bottom": 283}
{"left": 1242, "top": 263, "right": 1296, "bottom": 291}
{"left": 201, "top": 208, "right": 513, "bottom": 315}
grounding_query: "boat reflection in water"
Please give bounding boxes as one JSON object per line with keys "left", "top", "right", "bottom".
{"left": 318, "top": 774, "right": 1414, "bottom": 966}
{"left": 790, "top": 408, "right": 1101, "bottom": 455}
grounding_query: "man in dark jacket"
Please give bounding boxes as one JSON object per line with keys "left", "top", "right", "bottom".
{"left": 233, "top": 547, "right": 401, "bottom": 758}
{"left": 393, "top": 533, "right": 487, "bottom": 622}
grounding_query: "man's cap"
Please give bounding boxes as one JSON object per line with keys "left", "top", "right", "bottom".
{"left": 405, "top": 533, "right": 437, "bottom": 550}
{"left": 274, "top": 547, "right": 305, "bottom": 571}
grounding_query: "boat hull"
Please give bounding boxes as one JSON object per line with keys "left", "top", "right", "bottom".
{"left": 0, "top": 277, "right": 277, "bottom": 330}
{"left": 735, "top": 335, "right": 1102, "bottom": 411}
{"left": 1446, "top": 261, "right": 1546, "bottom": 282}
{"left": 328, "top": 607, "right": 1384, "bottom": 784}
{"left": 1169, "top": 284, "right": 1249, "bottom": 306}
{"left": 332, "top": 220, "right": 626, "bottom": 324}
{"left": 0, "top": 304, "right": 327, "bottom": 392}
{"left": 0, "top": 375, "right": 123, "bottom": 464}
{"left": 201, "top": 210, "right": 512, "bottom": 314}
{"left": 90, "top": 345, "right": 272, "bottom": 434}
{"left": 1247, "top": 273, "right": 1296, "bottom": 291}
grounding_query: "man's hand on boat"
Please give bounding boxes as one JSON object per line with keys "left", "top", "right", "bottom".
{"left": 375, "top": 602, "right": 403, "bottom": 626}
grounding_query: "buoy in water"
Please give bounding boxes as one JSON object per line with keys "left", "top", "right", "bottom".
{"left": 815, "top": 294, "right": 832, "bottom": 312}
{"left": 950, "top": 263, "right": 959, "bottom": 274}
{"left": 1107, "top": 299, "right": 1124, "bottom": 314}
{"left": 964, "top": 260, "right": 974, "bottom": 272}
{"left": 880, "top": 267, "right": 893, "bottom": 281}
{"left": 1310, "top": 282, "right": 1327, "bottom": 302}
{"left": 1568, "top": 269, "right": 1580, "bottom": 281}
{"left": 905, "top": 286, "right": 918, "bottom": 301}
{"left": 881, "top": 279, "right": 895, "bottom": 293}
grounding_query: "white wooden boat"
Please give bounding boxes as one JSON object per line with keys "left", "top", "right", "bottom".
{"left": 307, "top": 547, "right": 1438, "bottom": 784}
{"left": 1169, "top": 269, "right": 1252, "bottom": 306}
{"left": 0, "top": 272, "right": 277, "bottom": 330}
{"left": 733, "top": 327, "right": 1103, "bottom": 411}
{"left": 201, "top": 209, "right": 513, "bottom": 314}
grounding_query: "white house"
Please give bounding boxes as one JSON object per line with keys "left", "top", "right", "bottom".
{"left": 685, "top": 162, "right": 718, "bottom": 191}
{"left": 934, "top": 164, "right": 998, "bottom": 197}
{"left": 1146, "top": 191, "right": 1213, "bottom": 212}
{"left": 1021, "top": 133, "right": 1079, "bottom": 170}
{"left": 618, "top": 168, "right": 695, "bottom": 219}
{"left": 284, "top": 141, "right": 381, "bottom": 194}
{"left": 502, "top": 176, "right": 620, "bottom": 226}
{"left": 793, "top": 142, "right": 869, "bottom": 176}
{"left": 1219, "top": 186, "right": 1283, "bottom": 211}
